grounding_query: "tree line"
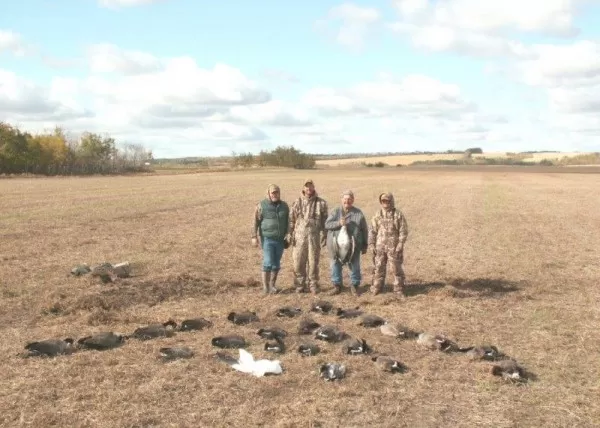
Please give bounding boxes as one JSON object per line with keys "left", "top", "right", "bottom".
{"left": 0, "top": 122, "right": 153, "bottom": 176}
{"left": 231, "top": 145, "right": 316, "bottom": 169}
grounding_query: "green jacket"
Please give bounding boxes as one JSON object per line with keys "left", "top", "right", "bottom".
{"left": 259, "top": 199, "right": 289, "bottom": 241}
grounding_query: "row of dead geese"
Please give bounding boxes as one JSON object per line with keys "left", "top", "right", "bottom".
{"left": 20, "top": 299, "right": 535, "bottom": 383}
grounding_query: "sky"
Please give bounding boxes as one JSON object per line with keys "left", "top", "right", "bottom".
{"left": 2, "top": 0, "right": 600, "bottom": 158}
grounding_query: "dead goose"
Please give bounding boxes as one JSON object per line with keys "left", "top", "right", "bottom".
{"left": 314, "top": 325, "right": 348, "bottom": 343}
{"left": 342, "top": 338, "right": 372, "bottom": 355}
{"left": 298, "top": 343, "right": 320, "bottom": 356}
{"left": 159, "top": 346, "right": 194, "bottom": 361}
{"left": 359, "top": 314, "right": 386, "bottom": 328}
{"left": 23, "top": 338, "right": 75, "bottom": 357}
{"left": 466, "top": 345, "right": 506, "bottom": 361}
{"left": 372, "top": 355, "right": 408, "bottom": 373}
{"left": 298, "top": 318, "right": 321, "bottom": 335}
{"left": 416, "top": 332, "right": 473, "bottom": 353}
{"left": 178, "top": 317, "right": 213, "bottom": 332}
{"left": 264, "top": 337, "right": 285, "bottom": 354}
{"left": 132, "top": 320, "right": 177, "bottom": 340}
{"left": 320, "top": 363, "right": 346, "bottom": 381}
{"left": 257, "top": 327, "right": 287, "bottom": 340}
{"left": 77, "top": 332, "right": 128, "bottom": 350}
{"left": 276, "top": 306, "right": 302, "bottom": 318}
{"left": 310, "top": 300, "right": 333, "bottom": 315}
{"left": 227, "top": 311, "right": 259, "bottom": 325}
{"left": 380, "top": 322, "right": 420, "bottom": 339}
{"left": 491, "top": 359, "right": 533, "bottom": 383}
{"left": 211, "top": 335, "right": 248, "bottom": 349}
{"left": 335, "top": 307, "right": 363, "bottom": 318}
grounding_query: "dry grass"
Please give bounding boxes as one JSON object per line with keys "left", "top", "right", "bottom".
{"left": 1, "top": 168, "right": 600, "bottom": 427}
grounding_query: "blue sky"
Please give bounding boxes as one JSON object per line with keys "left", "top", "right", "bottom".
{"left": 2, "top": 0, "right": 600, "bottom": 157}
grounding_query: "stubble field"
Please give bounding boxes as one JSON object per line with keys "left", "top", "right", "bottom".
{"left": 1, "top": 167, "right": 599, "bottom": 427}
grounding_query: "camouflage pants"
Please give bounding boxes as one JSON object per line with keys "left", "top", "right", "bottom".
{"left": 292, "top": 232, "right": 321, "bottom": 291}
{"left": 371, "top": 248, "right": 405, "bottom": 292}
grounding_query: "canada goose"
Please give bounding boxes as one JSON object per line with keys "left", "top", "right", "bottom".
{"left": 416, "top": 332, "right": 473, "bottom": 353}
{"left": 466, "top": 345, "right": 506, "bottom": 361}
{"left": 335, "top": 307, "right": 363, "bottom": 318}
{"left": 215, "top": 349, "right": 283, "bottom": 377}
{"left": 211, "top": 335, "right": 248, "bottom": 349}
{"left": 298, "top": 343, "right": 320, "bottom": 357}
{"left": 491, "top": 359, "right": 532, "bottom": 383}
{"left": 342, "top": 338, "right": 372, "bottom": 355}
{"left": 132, "top": 320, "right": 177, "bottom": 340}
{"left": 380, "top": 322, "right": 419, "bottom": 339}
{"left": 359, "top": 314, "right": 386, "bottom": 328}
{"left": 298, "top": 318, "right": 321, "bottom": 335}
{"left": 159, "top": 346, "right": 194, "bottom": 361}
{"left": 71, "top": 264, "right": 91, "bottom": 276}
{"left": 276, "top": 306, "right": 302, "bottom": 318}
{"left": 264, "top": 337, "right": 285, "bottom": 354}
{"left": 372, "top": 355, "right": 407, "bottom": 373}
{"left": 257, "top": 327, "right": 288, "bottom": 340}
{"left": 178, "top": 318, "right": 213, "bottom": 332}
{"left": 319, "top": 363, "right": 346, "bottom": 381}
{"left": 314, "top": 325, "right": 348, "bottom": 343}
{"left": 24, "top": 338, "right": 75, "bottom": 357}
{"left": 227, "top": 311, "right": 259, "bottom": 325}
{"left": 310, "top": 300, "right": 333, "bottom": 315}
{"left": 77, "top": 332, "right": 128, "bottom": 350}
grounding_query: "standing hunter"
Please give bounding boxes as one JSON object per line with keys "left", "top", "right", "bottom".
{"left": 287, "top": 179, "right": 329, "bottom": 294}
{"left": 368, "top": 192, "right": 408, "bottom": 296}
{"left": 251, "top": 184, "right": 290, "bottom": 294}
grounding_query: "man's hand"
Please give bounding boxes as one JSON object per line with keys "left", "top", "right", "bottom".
{"left": 251, "top": 237, "right": 259, "bottom": 248}
{"left": 394, "top": 242, "right": 403, "bottom": 255}
{"left": 339, "top": 215, "right": 347, "bottom": 226}
{"left": 361, "top": 247, "right": 367, "bottom": 255}
{"left": 320, "top": 234, "right": 327, "bottom": 247}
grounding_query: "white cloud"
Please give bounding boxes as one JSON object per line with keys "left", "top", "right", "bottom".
{"left": 315, "top": 3, "right": 381, "bottom": 50}
{"left": 0, "top": 30, "right": 33, "bottom": 56}
{"left": 87, "top": 43, "right": 163, "bottom": 75}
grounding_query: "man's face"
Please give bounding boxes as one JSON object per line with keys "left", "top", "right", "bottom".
{"left": 380, "top": 197, "right": 391, "bottom": 210}
{"left": 269, "top": 189, "right": 280, "bottom": 202}
{"left": 304, "top": 184, "right": 315, "bottom": 197}
{"left": 342, "top": 195, "right": 354, "bottom": 210}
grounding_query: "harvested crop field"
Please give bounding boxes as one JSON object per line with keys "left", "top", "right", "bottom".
{"left": 1, "top": 167, "right": 599, "bottom": 427}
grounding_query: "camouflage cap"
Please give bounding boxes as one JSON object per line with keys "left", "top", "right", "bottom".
{"left": 379, "top": 192, "right": 392, "bottom": 202}
{"left": 267, "top": 184, "right": 280, "bottom": 193}
{"left": 304, "top": 179, "right": 314, "bottom": 186}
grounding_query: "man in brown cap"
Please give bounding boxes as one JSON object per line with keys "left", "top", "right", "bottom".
{"left": 251, "top": 184, "right": 290, "bottom": 294}
{"left": 368, "top": 192, "right": 408, "bottom": 296}
{"left": 287, "top": 179, "right": 329, "bottom": 294}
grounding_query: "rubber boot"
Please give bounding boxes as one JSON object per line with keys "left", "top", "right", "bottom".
{"left": 262, "top": 271, "right": 271, "bottom": 295}
{"left": 329, "top": 284, "right": 341, "bottom": 295}
{"left": 269, "top": 270, "right": 280, "bottom": 294}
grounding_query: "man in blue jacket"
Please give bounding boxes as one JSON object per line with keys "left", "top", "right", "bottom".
{"left": 324, "top": 189, "right": 369, "bottom": 296}
{"left": 251, "top": 184, "right": 290, "bottom": 294}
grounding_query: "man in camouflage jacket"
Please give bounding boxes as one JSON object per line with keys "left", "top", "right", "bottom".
{"left": 368, "top": 192, "right": 408, "bottom": 296}
{"left": 287, "top": 179, "right": 329, "bottom": 294}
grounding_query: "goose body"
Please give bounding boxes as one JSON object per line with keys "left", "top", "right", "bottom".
{"left": 132, "top": 320, "right": 177, "bottom": 340}
{"left": 178, "top": 318, "right": 213, "bottom": 331}
{"left": 211, "top": 335, "right": 248, "bottom": 349}
{"left": 298, "top": 343, "right": 320, "bottom": 356}
{"left": 159, "top": 346, "right": 194, "bottom": 361}
{"left": 491, "top": 359, "right": 531, "bottom": 382}
{"left": 466, "top": 345, "right": 505, "bottom": 361}
{"left": 359, "top": 314, "right": 386, "bottom": 328}
{"left": 310, "top": 300, "right": 333, "bottom": 315}
{"left": 264, "top": 337, "right": 285, "bottom": 353}
{"left": 276, "top": 306, "right": 302, "bottom": 318}
{"left": 333, "top": 223, "right": 355, "bottom": 265}
{"left": 24, "top": 338, "right": 75, "bottom": 357}
{"left": 77, "top": 332, "right": 127, "bottom": 350}
{"left": 227, "top": 311, "right": 259, "bottom": 325}
{"left": 342, "top": 338, "right": 372, "bottom": 355}
{"left": 372, "top": 355, "right": 407, "bottom": 373}
{"left": 335, "top": 307, "right": 363, "bottom": 318}
{"left": 216, "top": 349, "right": 282, "bottom": 377}
{"left": 320, "top": 363, "right": 346, "bottom": 381}
{"left": 315, "top": 325, "right": 348, "bottom": 343}
{"left": 257, "top": 327, "right": 287, "bottom": 340}
{"left": 380, "top": 322, "right": 419, "bottom": 339}
{"left": 417, "top": 333, "right": 472, "bottom": 353}
{"left": 298, "top": 318, "right": 321, "bottom": 335}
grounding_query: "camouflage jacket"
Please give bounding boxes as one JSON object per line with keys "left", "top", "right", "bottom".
{"left": 288, "top": 192, "right": 328, "bottom": 239}
{"left": 368, "top": 193, "right": 408, "bottom": 250}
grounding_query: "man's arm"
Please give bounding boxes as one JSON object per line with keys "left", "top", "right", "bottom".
{"left": 251, "top": 202, "right": 262, "bottom": 239}
{"left": 324, "top": 207, "right": 341, "bottom": 230}
{"left": 359, "top": 213, "right": 369, "bottom": 251}
{"left": 368, "top": 213, "right": 379, "bottom": 248}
